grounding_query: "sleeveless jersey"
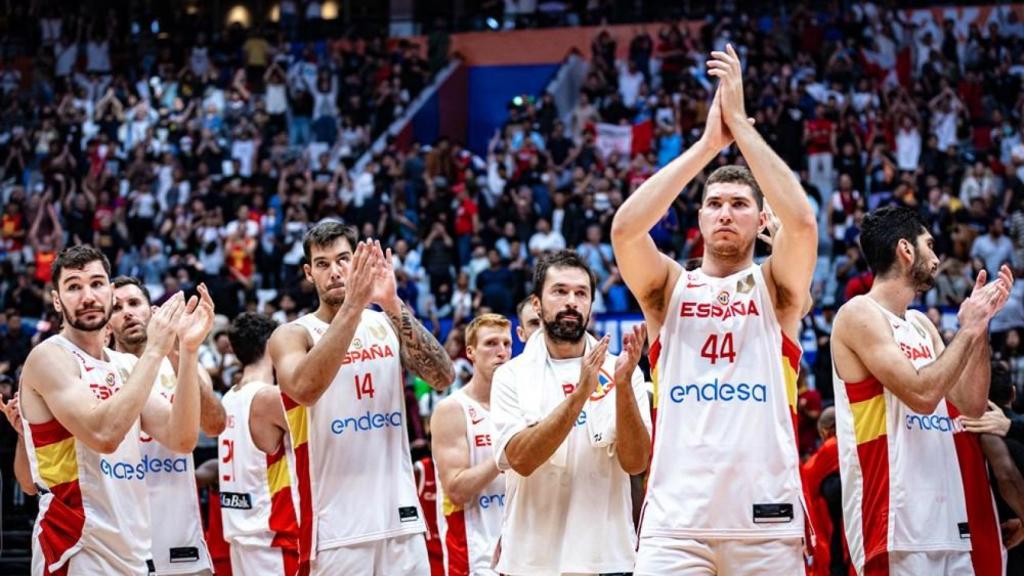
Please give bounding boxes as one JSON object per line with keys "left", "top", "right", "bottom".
{"left": 22, "top": 336, "right": 152, "bottom": 574}
{"left": 833, "top": 298, "right": 1000, "bottom": 573}
{"left": 136, "top": 357, "right": 212, "bottom": 575}
{"left": 436, "top": 391, "right": 504, "bottom": 576}
{"left": 283, "top": 310, "right": 425, "bottom": 565}
{"left": 642, "top": 264, "right": 804, "bottom": 539}
{"left": 219, "top": 381, "right": 300, "bottom": 560}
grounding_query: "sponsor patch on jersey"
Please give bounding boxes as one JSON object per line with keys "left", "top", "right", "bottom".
{"left": 958, "top": 522, "right": 971, "bottom": 539}
{"left": 752, "top": 503, "right": 793, "bottom": 524}
{"left": 399, "top": 506, "right": 420, "bottom": 523}
{"left": 169, "top": 547, "right": 200, "bottom": 563}
{"left": 219, "top": 491, "right": 253, "bottom": 510}
{"left": 589, "top": 369, "right": 616, "bottom": 401}
{"left": 736, "top": 273, "right": 755, "bottom": 294}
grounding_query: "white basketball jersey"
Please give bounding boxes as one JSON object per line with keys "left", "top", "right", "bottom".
{"left": 833, "top": 298, "right": 971, "bottom": 571}
{"left": 436, "top": 391, "right": 503, "bottom": 576}
{"left": 285, "top": 310, "right": 425, "bottom": 557}
{"left": 135, "top": 357, "right": 212, "bottom": 575}
{"left": 23, "top": 336, "right": 152, "bottom": 575}
{"left": 220, "top": 381, "right": 300, "bottom": 549}
{"left": 642, "top": 264, "right": 804, "bottom": 539}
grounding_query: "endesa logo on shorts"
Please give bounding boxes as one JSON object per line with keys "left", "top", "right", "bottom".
{"left": 99, "top": 455, "right": 189, "bottom": 480}
{"left": 331, "top": 411, "right": 403, "bottom": 435}
{"left": 905, "top": 412, "right": 964, "bottom": 433}
{"left": 669, "top": 378, "right": 767, "bottom": 404}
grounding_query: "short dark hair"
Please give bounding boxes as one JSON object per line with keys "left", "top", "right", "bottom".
{"left": 228, "top": 312, "right": 278, "bottom": 367}
{"left": 858, "top": 205, "right": 928, "bottom": 277}
{"left": 52, "top": 245, "right": 111, "bottom": 288}
{"left": 516, "top": 296, "right": 534, "bottom": 321}
{"left": 111, "top": 276, "right": 152, "bottom": 304}
{"left": 704, "top": 165, "right": 764, "bottom": 209}
{"left": 532, "top": 250, "right": 597, "bottom": 298}
{"left": 302, "top": 220, "right": 359, "bottom": 262}
{"left": 990, "top": 361, "right": 1014, "bottom": 407}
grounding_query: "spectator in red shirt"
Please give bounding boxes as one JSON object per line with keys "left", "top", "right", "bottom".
{"left": 452, "top": 183, "right": 478, "bottom": 266}
{"left": 805, "top": 104, "right": 837, "bottom": 202}
{"left": 802, "top": 407, "right": 853, "bottom": 576}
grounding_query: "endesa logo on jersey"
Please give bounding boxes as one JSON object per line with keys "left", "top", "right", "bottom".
{"left": 99, "top": 454, "right": 189, "bottom": 480}
{"left": 679, "top": 299, "right": 760, "bottom": 321}
{"left": 905, "top": 412, "right": 964, "bottom": 433}
{"left": 478, "top": 493, "right": 506, "bottom": 509}
{"left": 331, "top": 410, "right": 403, "bottom": 435}
{"left": 669, "top": 378, "right": 767, "bottom": 404}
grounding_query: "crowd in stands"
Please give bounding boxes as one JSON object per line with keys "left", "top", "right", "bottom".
{"left": 1, "top": 2, "right": 1024, "bottom": 454}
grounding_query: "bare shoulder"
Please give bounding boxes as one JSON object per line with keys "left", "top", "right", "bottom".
{"left": 268, "top": 322, "right": 312, "bottom": 355}
{"left": 23, "top": 340, "right": 77, "bottom": 389}
{"left": 430, "top": 396, "right": 466, "bottom": 449}
{"left": 833, "top": 296, "right": 889, "bottom": 346}
{"left": 431, "top": 395, "right": 463, "bottom": 427}
{"left": 251, "top": 384, "right": 286, "bottom": 417}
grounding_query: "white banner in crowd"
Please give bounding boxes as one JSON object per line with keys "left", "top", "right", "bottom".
{"left": 595, "top": 122, "right": 632, "bottom": 159}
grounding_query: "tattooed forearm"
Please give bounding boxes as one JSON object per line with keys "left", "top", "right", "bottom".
{"left": 387, "top": 304, "right": 454, "bottom": 391}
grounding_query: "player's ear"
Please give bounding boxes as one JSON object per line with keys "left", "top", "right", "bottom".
{"left": 51, "top": 291, "right": 62, "bottom": 313}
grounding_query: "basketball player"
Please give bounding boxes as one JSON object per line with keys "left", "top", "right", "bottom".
{"left": 491, "top": 250, "right": 651, "bottom": 575}
{"left": 268, "top": 221, "right": 454, "bottom": 575}
{"left": 18, "top": 245, "right": 211, "bottom": 575}
{"left": 432, "top": 314, "right": 512, "bottom": 575}
{"left": 515, "top": 296, "right": 541, "bottom": 343}
{"left": 220, "top": 312, "right": 299, "bottom": 575}
{"left": 612, "top": 45, "right": 819, "bottom": 573}
{"left": 831, "top": 205, "right": 1013, "bottom": 575}
{"left": 108, "top": 276, "right": 226, "bottom": 576}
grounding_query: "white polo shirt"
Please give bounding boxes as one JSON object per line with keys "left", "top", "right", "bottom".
{"left": 491, "top": 351, "right": 650, "bottom": 575}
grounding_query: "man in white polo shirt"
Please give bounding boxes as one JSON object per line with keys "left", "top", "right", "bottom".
{"left": 491, "top": 250, "right": 651, "bottom": 575}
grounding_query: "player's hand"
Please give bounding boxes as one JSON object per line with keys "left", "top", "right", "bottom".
{"left": 340, "top": 240, "right": 377, "bottom": 313}
{"left": 960, "top": 401, "right": 1012, "bottom": 437}
{"left": 177, "top": 283, "right": 215, "bottom": 353}
{"left": 957, "top": 266, "right": 1013, "bottom": 331}
{"left": 578, "top": 335, "right": 610, "bottom": 396}
{"left": 148, "top": 292, "right": 186, "bottom": 356}
{"left": 614, "top": 323, "right": 646, "bottom": 385}
{"left": 1, "top": 392, "right": 23, "bottom": 436}
{"left": 368, "top": 240, "right": 401, "bottom": 310}
{"left": 707, "top": 44, "right": 748, "bottom": 128}
{"left": 757, "top": 201, "right": 781, "bottom": 247}
{"left": 1002, "top": 518, "right": 1024, "bottom": 549}
{"left": 701, "top": 86, "right": 755, "bottom": 151}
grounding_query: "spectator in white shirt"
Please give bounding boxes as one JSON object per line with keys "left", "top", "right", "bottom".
{"left": 959, "top": 161, "right": 997, "bottom": 207}
{"left": 618, "top": 60, "right": 645, "bottom": 108}
{"left": 528, "top": 217, "right": 567, "bottom": 257}
{"left": 895, "top": 115, "right": 922, "bottom": 172}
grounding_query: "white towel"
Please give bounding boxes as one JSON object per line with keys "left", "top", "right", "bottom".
{"left": 517, "top": 330, "right": 621, "bottom": 467}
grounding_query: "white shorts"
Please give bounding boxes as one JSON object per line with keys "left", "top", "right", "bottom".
{"left": 310, "top": 533, "right": 429, "bottom": 576}
{"left": 634, "top": 535, "right": 804, "bottom": 575}
{"left": 863, "top": 550, "right": 973, "bottom": 575}
{"left": 229, "top": 543, "right": 297, "bottom": 576}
